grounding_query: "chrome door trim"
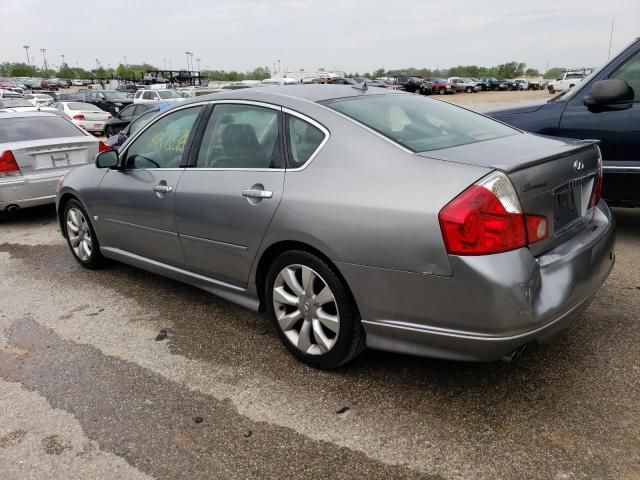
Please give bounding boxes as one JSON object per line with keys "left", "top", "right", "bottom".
{"left": 281, "top": 107, "right": 330, "bottom": 172}
{"left": 207, "top": 99, "right": 282, "bottom": 111}
{"left": 179, "top": 233, "right": 249, "bottom": 251}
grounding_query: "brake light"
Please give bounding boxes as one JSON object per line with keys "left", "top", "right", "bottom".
{"left": 0, "top": 150, "right": 20, "bottom": 176}
{"left": 439, "top": 171, "right": 550, "bottom": 255}
{"left": 73, "top": 114, "right": 86, "bottom": 120}
{"left": 589, "top": 148, "right": 603, "bottom": 209}
{"left": 98, "top": 141, "right": 112, "bottom": 152}
{"left": 107, "top": 114, "right": 112, "bottom": 119}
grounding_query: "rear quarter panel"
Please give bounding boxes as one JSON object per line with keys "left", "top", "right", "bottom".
{"left": 259, "top": 104, "right": 491, "bottom": 277}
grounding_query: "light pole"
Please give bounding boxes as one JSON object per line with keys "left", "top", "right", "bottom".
{"left": 61, "top": 54, "right": 65, "bottom": 66}
{"left": 23, "top": 45, "right": 30, "bottom": 67}
{"left": 123, "top": 56, "right": 127, "bottom": 67}
{"left": 40, "top": 48, "right": 48, "bottom": 71}
{"left": 184, "top": 51, "right": 192, "bottom": 72}
{"left": 277, "top": 59, "right": 281, "bottom": 75}
{"left": 196, "top": 58, "right": 201, "bottom": 72}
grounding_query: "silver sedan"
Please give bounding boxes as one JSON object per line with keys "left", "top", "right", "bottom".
{"left": 56, "top": 85, "right": 615, "bottom": 369}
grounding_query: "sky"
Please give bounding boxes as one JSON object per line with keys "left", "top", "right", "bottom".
{"left": 1, "top": 0, "right": 639, "bottom": 74}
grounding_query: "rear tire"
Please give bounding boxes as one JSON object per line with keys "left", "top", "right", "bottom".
{"left": 63, "top": 199, "right": 106, "bottom": 269}
{"left": 265, "top": 250, "right": 365, "bottom": 369}
{"left": 466, "top": 87, "right": 472, "bottom": 93}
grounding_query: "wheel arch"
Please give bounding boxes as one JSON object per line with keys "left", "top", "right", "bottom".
{"left": 57, "top": 191, "right": 80, "bottom": 238}
{"left": 254, "top": 240, "right": 359, "bottom": 315}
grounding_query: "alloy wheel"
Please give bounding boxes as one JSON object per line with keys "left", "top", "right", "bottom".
{"left": 272, "top": 264, "right": 340, "bottom": 355}
{"left": 66, "top": 207, "right": 92, "bottom": 262}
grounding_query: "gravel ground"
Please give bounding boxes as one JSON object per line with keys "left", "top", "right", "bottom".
{"left": 1, "top": 91, "right": 638, "bottom": 480}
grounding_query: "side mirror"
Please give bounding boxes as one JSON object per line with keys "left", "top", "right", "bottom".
{"left": 584, "top": 79, "right": 634, "bottom": 106}
{"left": 96, "top": 150, "right": 119, "bottom": 169}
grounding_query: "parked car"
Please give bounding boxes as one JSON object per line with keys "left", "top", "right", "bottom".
{"left": 23, "top": 79, "right": 43, "bottom": 91}
{"left": 497, "top": 79, "right": 515, "bottom": 91}
{"left": 403, "top": 77, "right": 433, "bottom": 95}
{"left": 58, "top": 93, "right": 87, "bottom": 102}
{"left": 447, "top": 77, "right": 478, "bottom": 93}
{"left": 0, "top": 99, "right": 65, "bottom": 116}
{"left": 487, "top": 38, "right": 640, "bottom": 206}
{"left": 56, "top": 85, "right": 614, "bottom": 369}
{"left": 351, "top": 77, "right": 386, "bottom": 88}
{"left": 104, "top": 103, "right": 172, "bottom": 149}
{"left": 39, "top": 91, "right": 60, "bottom": 101}
{"left": 116, "top": 83, "right": 143, "bottom": 94}
{"left": 103, "top": 103, "right": 157, "bottom": 137}
{"left": 40, "top": 79, "right": 59, "bottom": 91}
{"left": 49, "top": 102, "right": 112, "bottom": 134}
{"left": 71, "top": 79, "right": 84, "bottom": 86}
{"left": 0, "top": 89, "right": 22, "bottom": 99}
{"left": 547, "top": 71, "right": 587, "bottom": 94}
{"left": 262, "top": 78, "right": 300, "bottom": 86}
{"left": 476, "top": 77, "right": 502, "bottom": 91}
{"left": 84, "top": 90, "right": 133, "bottom": 116}
{"left": 133, "top": 89, "right": 184, "bottom": 104}
{"left": 429, "top": 78, "right": 455, "bottom": 95}
{"left": 23, "top": 93, "right": 54, "bottom": 106}
{"left": 0, "top": 111, "right": 103, "bottom": 212}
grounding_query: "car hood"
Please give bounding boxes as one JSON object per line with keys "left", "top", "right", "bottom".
{"left": 484, "top": 100, "right": 546, "bottom": 116}
{"left": 417, "top": 132, "right": 594, "bottom": 173}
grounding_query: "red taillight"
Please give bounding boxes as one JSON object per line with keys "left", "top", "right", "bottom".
{"left": 439, "top": 171, "right": 548, "bottom": 255}
{"left": 0, "top": 150, "right": 20, "bottom": 176}
{"left": 589, "top": 149, "right": 603, "bottom": 209}
{"left": 107, "top": 114, "right": 112, "bottom": 120}
{"left": 98, "top": 141, "right": 112, "bottom": 153}
{"left": 73, "top": 114, "right": 86, "bottom": 121}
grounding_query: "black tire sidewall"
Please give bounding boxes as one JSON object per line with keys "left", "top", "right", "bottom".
{"left": 265, "top": 250, "right": 362, "bottom": 369}
{"left": 63, "top": 199, "right": 104, "bottom": 269}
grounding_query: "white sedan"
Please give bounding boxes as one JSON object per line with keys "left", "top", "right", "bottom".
{"left": 49, "top": 102, "right": 112, "bottom": 133}
{"left": 71, "top": 79, "right": 84, "bottom": 86}
{"left": 23, "top": 93, "right": 54, "bottom": 106}
{"left": 133, "top": 89, "right": 185, "bottom": 104}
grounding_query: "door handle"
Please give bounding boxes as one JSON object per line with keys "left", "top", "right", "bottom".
{"left": 242, "top": 189, "right": 273, "bottom": 199}
{"left": 153, "top": 185, "right": 173, "bottom": 193}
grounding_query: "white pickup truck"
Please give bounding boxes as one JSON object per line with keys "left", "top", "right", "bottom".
{"left": 547, "top": 71, "right": 587, "bottom": 94}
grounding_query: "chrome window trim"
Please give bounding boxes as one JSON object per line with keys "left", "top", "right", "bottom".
{"left": 281, "top": 107, "right": 330, "bottom": 172}
{"left": 603, "top": 165, "right": 640, "bottom": 171}
{"left": 118, "top": 101, "right": 210, "bottom": 161}
{"left": 206, "top": 99, "right": 282, "bottom": 111}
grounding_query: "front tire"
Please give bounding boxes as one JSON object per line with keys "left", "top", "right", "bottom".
{"left": 63, "top": 199, "right": 105, "bottom": 269}
{"left": 265, "top": 250, "right": 365, "bottom": 369}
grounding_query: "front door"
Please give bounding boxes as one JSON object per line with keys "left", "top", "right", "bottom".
{"left": 175, "top": 103, "right": 285, "bottom": 286}
{"left": 99, "top": 105, "right": 204, "bottom": 266}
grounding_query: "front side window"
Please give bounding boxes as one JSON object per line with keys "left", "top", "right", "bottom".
{"left": 610, "top": 49, "right": 640, "bottom": 102}
{"left": 122, "top": 106, "right": 202, "bottom": 169}
{"left": 285, "top": 115, "right": 326, "bottom": 168}
{"left": 322, "top": 94, "right": 518, "bottom": 152}
{"left": 196, "top": 104, "right": 282, "bottom": 169}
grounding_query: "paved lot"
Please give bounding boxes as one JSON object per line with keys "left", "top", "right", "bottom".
{"left": 1, "top": 90, "right": 639, "bottom": 479}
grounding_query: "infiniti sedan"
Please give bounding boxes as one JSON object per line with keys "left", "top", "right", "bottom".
{"left": 56, "top": 85, "right": 615, "bottom": 369}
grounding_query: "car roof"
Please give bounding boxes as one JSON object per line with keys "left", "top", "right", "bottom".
{"left": 177, "top": 84, "right": 395, "bottom": 108}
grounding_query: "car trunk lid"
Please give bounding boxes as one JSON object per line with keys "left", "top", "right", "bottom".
{"left": 419, "top": 133, "right": 601, "bottom": 255}
{"left": 8, "top": 137, "right": 97, "bottom": 177}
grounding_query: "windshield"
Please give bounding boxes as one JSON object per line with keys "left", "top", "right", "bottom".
{"left": 157, "top": 90, "right": 180, "bottom": 99}
{"left": 67, "top": 102, "right": 99, "bottom": 111}
{"left": 322, "top": 94, "right": 518, "bottom": 152}
{"left": 102, "top": 91, "right": 129, "bottom": 100}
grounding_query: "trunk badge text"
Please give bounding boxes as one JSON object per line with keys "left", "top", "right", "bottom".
{"left": 573, "top": 160, "right": 585, "bottom": 172}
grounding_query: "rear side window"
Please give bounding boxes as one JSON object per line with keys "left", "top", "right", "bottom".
{"left": 285, "top": 115, "right": 326, "bottom": 168}
{"left": 0, "top": 116, "right": 83, "bottom": 142}
{"left": 322, "top": 94, "right": 517, "bottom": 152}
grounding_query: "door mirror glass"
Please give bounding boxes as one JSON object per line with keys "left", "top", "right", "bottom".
{"left": 584, "top": 79, "right": 634, "bottom": 106}
{"left": 96, "top": 150, "right": 119, "bottom": 168}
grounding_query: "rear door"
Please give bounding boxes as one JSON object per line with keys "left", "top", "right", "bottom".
{"left": 98, "top": 105, "right": 204, "bottom": 266}
{"left": 175, "top": 102, "right": 285, "bottom": 286}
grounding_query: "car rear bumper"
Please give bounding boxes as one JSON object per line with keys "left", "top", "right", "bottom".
{"left": 337, "top": 201, "right": 616, "bottom": 361}
{"left": 75, "top": 120, "right": 106, "bottom": 132}
{"left": 0, "top": 172, "right": 68, "bottom": 210}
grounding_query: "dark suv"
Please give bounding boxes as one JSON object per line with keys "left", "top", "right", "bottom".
{"left": 488, "top": 37, "right": 640, "bottom": 205}
{"left": 85, "top": 89, "right": 133, "bottom": 116}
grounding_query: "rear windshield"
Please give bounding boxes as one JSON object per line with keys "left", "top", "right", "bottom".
{"left": 158, "top": 90, "right": 180, "bottom": 99}
{"left": 321, "top": 94, "right": 518, "bottom": 152}
{"left": 0, "top": 116, "right": 83, "bottom": 142}
{"left": 67, "top": 102, "right": 98, "bottom": 110}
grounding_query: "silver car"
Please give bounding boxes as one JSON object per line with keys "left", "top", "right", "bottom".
{"left": 56, "top": 85, "right": 615, "bottom": 369}
{"left": 1, "top": 111, "right": 99, "bottom": 212}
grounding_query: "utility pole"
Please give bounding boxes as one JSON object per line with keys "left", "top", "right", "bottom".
{"left": 196, "top": 58, "right": 201, "bottom": 72}
{"left": 608, "top": 19, "right": 614, "bottom": 59}
{"left": 184, "top": 51, "right": 192, "bottom": 72}
{"left": 40, "top": 48, "right": 48, "bottom": 71}
{"left": 61, "top": 54, "right": 65, "bottom": 66}
{"left": 23, "top": 45, "right": 30, "bottom": 67}
{"left": 163, "top": 58, "right": 166, "bottom": 70}
{"left": 124, "top": 56, "right": 127, "bottom": 67}
{"left": 277, "top": 59, "right": 281, "bottom": 75}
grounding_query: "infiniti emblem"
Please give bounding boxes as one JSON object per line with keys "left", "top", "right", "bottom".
{"left": 573, "top": 160, "right": 585, "bottom": 172}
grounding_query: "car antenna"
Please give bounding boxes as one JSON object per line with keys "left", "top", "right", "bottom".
{"left": 352, "top": 81, "right": 367, "bottom": 91}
